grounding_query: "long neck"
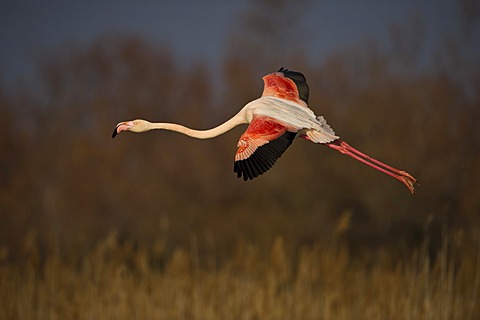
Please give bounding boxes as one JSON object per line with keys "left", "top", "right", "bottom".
{"left": 149, "top": 111, "right": 247, "bottom": 139}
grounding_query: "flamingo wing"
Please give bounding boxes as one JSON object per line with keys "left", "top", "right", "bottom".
{"left": 278, "top": 67, "right": 310, "bottom": 103}
{"left": 234, "top": 115, "right": 297, "bottom": 180}
{"left": 261, "top": 67, "right": 310, "bottom": 105}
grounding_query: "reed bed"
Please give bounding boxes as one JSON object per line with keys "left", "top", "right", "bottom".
{"left": 1, "top": 231, "right": 479, "bottom": 320}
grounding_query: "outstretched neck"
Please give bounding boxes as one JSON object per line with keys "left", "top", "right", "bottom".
{"left": 150, "top": 111, "right": 247, "bottom": 139}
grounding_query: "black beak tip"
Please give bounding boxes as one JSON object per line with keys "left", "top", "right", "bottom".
{"left": 112, "top": 126, "right": 119, "bottom": 138}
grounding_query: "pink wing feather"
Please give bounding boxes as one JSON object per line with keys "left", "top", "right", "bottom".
{"left": 234, "top": 115, "right": 297, "bottom": 180}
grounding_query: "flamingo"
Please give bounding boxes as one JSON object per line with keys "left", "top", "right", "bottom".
{"left": 113, "top": 67, "right": 417, "bottom": 193}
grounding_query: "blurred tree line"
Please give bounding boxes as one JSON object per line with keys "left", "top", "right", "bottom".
{"left": 1, "top": 0, "right": 479, "bottom": 260}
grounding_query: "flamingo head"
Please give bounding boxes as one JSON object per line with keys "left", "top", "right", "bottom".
{"left": 112, "top": 119, "right": 152, "bottom": 138}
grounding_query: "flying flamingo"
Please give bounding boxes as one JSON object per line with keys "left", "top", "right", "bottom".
{"left": 113, "top": 67, "right": 417, "bottom": 193}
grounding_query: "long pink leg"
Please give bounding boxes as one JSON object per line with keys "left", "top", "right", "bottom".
{"left": 326, "top": 140, "right": 417, "bottom": 194}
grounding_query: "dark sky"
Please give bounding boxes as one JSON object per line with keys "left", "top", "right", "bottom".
{"left": 0, "top": 0, "right": 461, "bottom": 88}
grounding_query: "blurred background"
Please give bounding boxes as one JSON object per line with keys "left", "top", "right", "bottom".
{"left": 1, "top": 0, "right": 479, "bottom": 260}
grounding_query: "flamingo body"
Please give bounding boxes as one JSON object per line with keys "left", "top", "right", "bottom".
{"left": 113, "top": 67, "right": 417, "bottom": 193}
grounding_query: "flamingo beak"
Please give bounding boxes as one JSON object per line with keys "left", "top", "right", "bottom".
{"left": 112, "top": 121, "right": 133, "bottom": 138}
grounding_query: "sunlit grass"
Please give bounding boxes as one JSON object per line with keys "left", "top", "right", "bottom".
{"left": 1, "top": 231, "right": 479, "bottom": 320}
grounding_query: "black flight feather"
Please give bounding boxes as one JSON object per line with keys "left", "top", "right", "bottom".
{"left": 234, "top": 131, "right": 297, "bottom": 180}
{"left": 277, "top": 67, "right": 309, "bottom": 103}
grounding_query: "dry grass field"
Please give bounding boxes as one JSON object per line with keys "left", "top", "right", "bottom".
{"left": 1, "top": 232, "right": 478, "bottom": 320}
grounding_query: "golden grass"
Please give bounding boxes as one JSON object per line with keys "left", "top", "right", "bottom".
{"left": 1, "top": 233, "right": 479, "bottom": 320}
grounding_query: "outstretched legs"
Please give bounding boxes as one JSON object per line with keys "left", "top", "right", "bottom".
{"left": 326, "top": 140, "right": 417, "bottom": 194}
